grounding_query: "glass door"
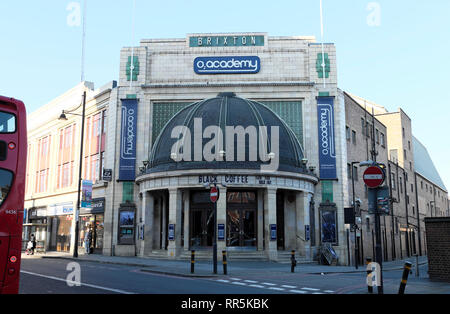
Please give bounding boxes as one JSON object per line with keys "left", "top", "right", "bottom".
{"left": 190, "top": 208, "right": 214, "bottom": 248}
{"left": 226, "top": 208, "right": 256, "bottom": 248}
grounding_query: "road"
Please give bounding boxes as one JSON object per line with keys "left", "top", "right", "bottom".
{"left": 19, "top": 258, "right": 450, "bottom": 295}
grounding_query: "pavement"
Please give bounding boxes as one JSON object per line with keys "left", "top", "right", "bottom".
{"left": 21, "top": 251, "right": 430, "bottom": 279}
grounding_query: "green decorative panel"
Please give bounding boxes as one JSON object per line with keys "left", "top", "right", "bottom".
{"left": 151, "top": 101, "right": 303, "bottom": 148}
{"left": 122, "top": 182, "right": 134, "bottom": 203}
{"left": 126, "top": 94, "right": 137, "bottom": 99}
{"left": 322, "top": 180, "right": 334, "bottom": 203}
{"left": 316, "top": 53, "right": 330, "bottom": 79}
{"left": 152, "top": 102, "right": 192, "bottom": 144}
{"left": 318, "top": 92, "right": 330, "bottom": 97}
{"left": 126, "top": 56, "right": 140, "bottom": 81}
{"left": 261, "top": 101, "right": 303, "bottom": 146}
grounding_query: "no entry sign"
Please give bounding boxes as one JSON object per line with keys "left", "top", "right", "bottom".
{"left": 363, "top": 166, "right": 385, "bottom": 189}
{"left": 210, "top": 186, "right": 219, "bottom": 203}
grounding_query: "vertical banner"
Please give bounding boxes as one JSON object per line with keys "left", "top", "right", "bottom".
{"left": 81, "top": 180, "right": 93, "bottom": 208}
{"left": 317, "top": 97, "right": 337, "bottom": 180}
{"left": 119, "top": 99, "right": 138, "bottom": 181}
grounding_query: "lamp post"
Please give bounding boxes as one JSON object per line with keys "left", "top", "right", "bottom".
{"left": 351, "top": 161, "right": 360, "bottom": 269}
{"left": 59, "top": 91, "right": 87, "bottom": 258}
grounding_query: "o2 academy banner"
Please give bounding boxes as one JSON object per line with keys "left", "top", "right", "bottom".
{"left": 317, "top": 97, "right": 337, "bottom": 180}
{"left": 119, "top": 99, "right": 138, "bottom": 181}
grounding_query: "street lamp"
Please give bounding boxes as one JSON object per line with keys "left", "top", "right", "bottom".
{"left": 58, "top": 91, "right": 87, "bottom": 258}
{"left": 351, "top": 161, "right": 360, "bottom": 269}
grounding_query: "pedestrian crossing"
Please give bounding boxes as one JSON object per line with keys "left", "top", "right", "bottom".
{"left": 213, "top": 277, "right": 334, "bottom": 294}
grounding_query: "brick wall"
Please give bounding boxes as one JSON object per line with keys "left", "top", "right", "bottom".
{"left": 425, "top": 218, "right": 450, "bottom": 282}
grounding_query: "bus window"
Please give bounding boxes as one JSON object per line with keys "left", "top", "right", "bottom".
{"left": 0, "top": 111, "right": 16, "bottom": 133}
{"left": 0, "top": 169, "right": 13, "bottom": 207}
{"left": 0, "top": 141, "right": 6, "bottom": 161}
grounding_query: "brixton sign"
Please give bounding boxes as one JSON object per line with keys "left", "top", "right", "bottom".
{"left": 363, "top": 166, "right": 385, "bottom": 189}
{"left": 189, "top": 35, "right": 265, "bottom": 47}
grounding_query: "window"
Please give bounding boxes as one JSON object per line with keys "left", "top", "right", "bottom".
{"left": 83, "top": 110, "right": 107, "bottom": 184}
{"left": 361, "top": 118, "right": 366, "bottom": 136}
{"left": 0, "top": 111, "right": 16, "bottom": 133}
{"left": 0, "top": 169, "right": 13, "bottom": 207}
{"left": 347, "top": 164, "right": 352, "bottom": 179}
{"left": 421, "top": 181, "right": 423, "bottom": 190}
{"left": 321, "top": 209, "right": 337, "bottom": 244}
{"left": 352, "top": 130, "right": 356, "bottom": 144}
{"left": 399, "top": 177, "right": 403, "bottom": 194}
{"left": 366, "top": 217, "right": 371, "bottom": 232}
{"left": 376, "top": 129, "right": 379, "bottom": 144}
{"left": 353, "top": 166, "right": 358, "bottom": 181}
{"left": 346, "top": 126, "right": 350, "bottom": 141}
{"left": 410, "top": 162, "right": 413, "bottom": 171}
{"left": 404, "top": 149, "right": 407, "bottom": 160}
{"left": 57, "top": 125, "right": 75, "bottom": 189}
{"left": 402, "top": 127, "right": 405, "bottom": 138}
{"left": 119, "top": 207, "right": 136, "bottom": 245}
{"left": 35, "top": 135, "right": 51, "bottom": 193}
{"left": 411, "top": 184, "right": 414, "bottom": 193}
{"left": 380, "top": 133, "right": 385, "bottom": 147}
{"left": 391, "top": 173, "right": 396, "bottom": 190}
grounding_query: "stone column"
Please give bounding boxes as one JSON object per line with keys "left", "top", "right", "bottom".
{"left": 257, "top": 190, "right": 264, "bottom": 251}
{"left": 216, "top": 186, "right": 227, "bottom": 261}
{"left": 296, "top": 191, "right": 312, "bottom": 260}
{"left": 264, "top": 187, "right": 278, "bottom": 261}
{"left": 183, "top": 190, "right": 190, "bottom": 252}
{"left": 161, "top": 195, "right": 166, "bottom": 250}
{"left": 167, "top": 188, "right": 182, "bottom": 258}
{"left": 142, "top": 192, "right": 154, "bottom": 256}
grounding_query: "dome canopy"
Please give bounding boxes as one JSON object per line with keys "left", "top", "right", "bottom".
{"left": 148, "top": 93, "right": 306, "bottom": 174}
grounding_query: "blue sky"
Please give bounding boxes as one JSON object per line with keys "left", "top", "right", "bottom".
{"left": 1, "top": 0, "right": 449, "bottom": 192}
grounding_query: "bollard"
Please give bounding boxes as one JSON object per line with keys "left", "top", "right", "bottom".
{"left": 415, "top": 254, "right": 419, "bottom": 278}
{"left": 191, "top": 250, "right": 195, "bottom": 274}
{"left": 366, "top": 258, "right": 373, "bottom": 294}
{"left": 222, "top": 251, "right": 228, "bottom": 275}
{"left": 291, "top": 250, "right": 297, "bottom": 273}
{"left": 398, "top": 262, "right": 412, "bottom": 295}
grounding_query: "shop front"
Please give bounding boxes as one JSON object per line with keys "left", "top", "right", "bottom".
{"left": 79, "top": 197, "right": 105, "bottom": 254}
{"left": 47, "top": 203, "right": 74, "bottom": 252}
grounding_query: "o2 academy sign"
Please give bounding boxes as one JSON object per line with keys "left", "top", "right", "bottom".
{"left": 194, "top": 56, "right": 261, "bottom": 74}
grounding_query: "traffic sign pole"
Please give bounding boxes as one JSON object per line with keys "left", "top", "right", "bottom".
{"left": 363, "top": 163, "right": 385, "bottom": 294}
{"left": 210, "top": 186, "right": 219, "bottom": 274}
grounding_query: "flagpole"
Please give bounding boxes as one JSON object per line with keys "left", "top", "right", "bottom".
{"left": 81, "top": 0, "right": 87, "bottom": 82}
{"left": 320, "top": 0, "right": 326, "bottom": 89}
{"left": 130, "top": 0, "right": 136, "bottom": 89}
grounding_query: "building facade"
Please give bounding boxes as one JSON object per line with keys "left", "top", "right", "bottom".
{"left": 24, "top": 32, "right": 448, "bottom": 266}
{"left": 345, "top": 93, "right": 449, "bottom": 265}
{"left": 24, "top": 81, "right": 116, "bottom": 253}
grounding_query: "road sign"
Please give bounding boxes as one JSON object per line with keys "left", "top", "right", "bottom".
{"left": 363, "top": 166, "right": 385, "bottom": 189}
{"left": 210, "top": 186, "right": 219, "bottom": 203}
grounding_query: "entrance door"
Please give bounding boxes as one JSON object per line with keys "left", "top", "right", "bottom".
{"left": 227, "top": 208, "right": 256, "bottom": 248}
{"left": 190, "top": 208, "right": 214, "bottom": 248}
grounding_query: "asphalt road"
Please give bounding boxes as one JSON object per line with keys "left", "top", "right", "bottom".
{"left": 19, "top": 258, "right": 450, "bottom": 295}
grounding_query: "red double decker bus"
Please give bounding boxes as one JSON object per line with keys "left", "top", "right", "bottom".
{"left": 0, "top": 96, "right": 27, "bottom": 294}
